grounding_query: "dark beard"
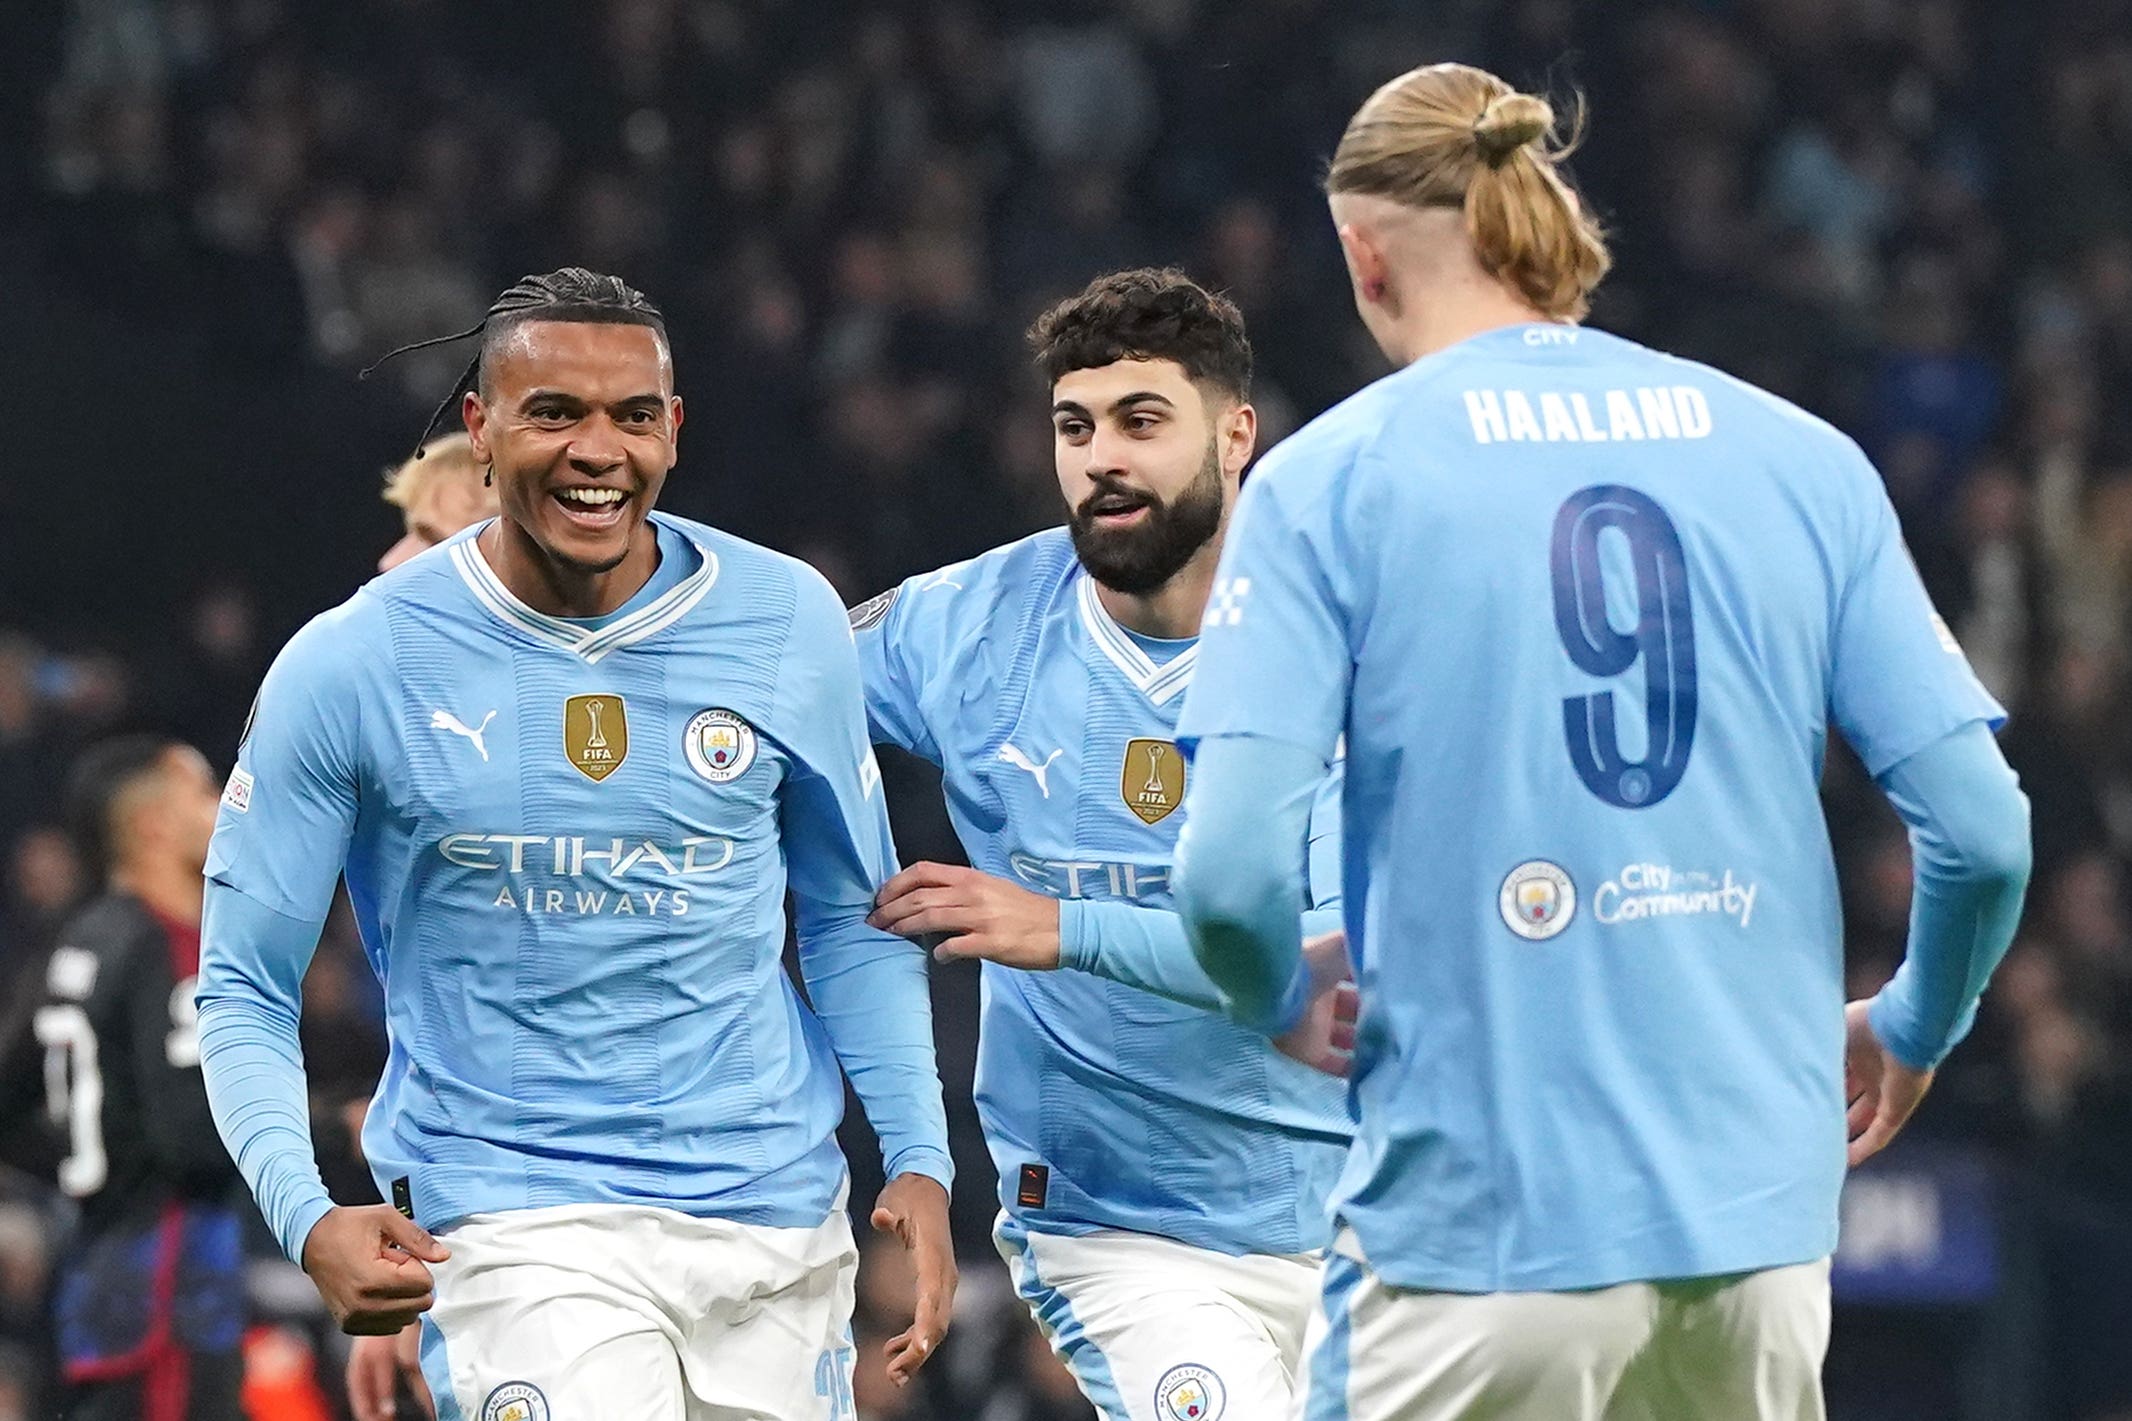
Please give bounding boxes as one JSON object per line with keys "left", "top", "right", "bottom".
{"left": 1068, "top": 442, "right": 1224, "bottom": 596}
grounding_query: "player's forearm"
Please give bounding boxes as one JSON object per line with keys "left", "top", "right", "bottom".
{"left": 1059, "top": 901, "right": 1221, "bottom": 1011}
{"left": 1061, "top": 900, "right": 1343, "bottom": 1017}
{"left": 1869, "top": 720, "right": 2033, "bottom": 1071}
{"left": 1173, "top": 734, "right": 1322, "bottom": 1035}
{"left": 798, "top": 907, "right": 955, "bottom": 1188}
{"left": 197, "top": 881, "right": 336, "bottom": 1262}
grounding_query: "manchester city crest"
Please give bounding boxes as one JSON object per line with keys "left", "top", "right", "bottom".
{"left": 480, "top": 1382, "right": 549, "bottom": 1421}
{"left": 1499, "top": 859, "right": 1577, "bottom": 940}
{"left": 685, "top": 707, "right": 758, "bottom": 783}
{"left": 1156, "top": 1363, "right": 1226, "bottom": 1421}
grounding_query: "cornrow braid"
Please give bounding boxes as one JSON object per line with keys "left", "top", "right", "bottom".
{"left": 360, "top": 267, "right": 668, "bottom": 461}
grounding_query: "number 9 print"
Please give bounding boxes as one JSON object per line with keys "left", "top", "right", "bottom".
{"left": 1550, "top": 486, "right": 1698, "bottom": 809}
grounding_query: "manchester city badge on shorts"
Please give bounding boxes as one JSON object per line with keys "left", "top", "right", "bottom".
{"left": 480, "top": 1381, "right": 549, "bottom": 1421}
{"left": 684, "top": 707, "right": 758, "bottom": 783}
{"left": 1499, "top": 860, "right": 1576, "bottom": 940}
{"left": 1156, "top": 1363, "right": 1226, "bottom": 1421}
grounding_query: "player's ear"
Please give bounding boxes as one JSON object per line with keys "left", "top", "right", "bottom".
{"left": 462, "top": 389, "right": 491, "bottom": 463}
{"left": 667, "top": 395, "right": 684, "bottom": 469}
{"left": 1223, "top": 401, "right": 1258, "bottom": 476}
{"left": 1336, "top": 221, "right": 1391, "bottom": 310}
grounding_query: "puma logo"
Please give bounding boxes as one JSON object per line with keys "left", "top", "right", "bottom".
{"left": 997, "top": 744, "right": 1064, "bottom": 798}
{"left": 431, "top": 708, "right": 497, "bottom": 762}
{"left": 918, "top": 566, "right": 968, "bottom": 593}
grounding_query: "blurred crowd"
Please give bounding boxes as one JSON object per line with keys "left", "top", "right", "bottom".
{"left": 4, "top": 0, "right": 2132, "bottom": 1416}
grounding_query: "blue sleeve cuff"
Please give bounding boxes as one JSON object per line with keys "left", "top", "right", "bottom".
{"left": 1868, "top": 721, "right": 2031, "bottom": 1072}
{"left": 283, "top": 1194, "right": 338, "bottom": 1269}
{"left": 1174, "top": 734, "right": 1322, "bottom": 1033}
{"left": 1060, "top": 898, "right": 1254, "bottom": 1016}
{"left": 1258, "top": 979, "right": 1309, "bottom": 1036}
{"left": 1300, "top": 905, "right": 1344, "bottom": 941}
{"left": 882, "top": 1146, "right": 956, "bottom": 1193}
{"left": 1868, "top": 991, "right": 1979, "bottom": 1074}
{"left": 1057, "top": 899, "right": 1097, "bottom": 975}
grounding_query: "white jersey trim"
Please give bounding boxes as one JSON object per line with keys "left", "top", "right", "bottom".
{"left": 450, "top": 525, "right": 720, "bottom": 664}
{"left": 1075, "top": 572, "right": 1197, "bottom": 707}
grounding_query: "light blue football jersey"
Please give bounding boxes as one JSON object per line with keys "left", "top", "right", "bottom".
{"left": 855, "top": 530, "right": 1351, "bottom": 1257}
{"left": 1178, "top": 323, "right": 2005, "bottom": 1292}
{"left": 200, "top": 514, "right": 950, "bottom": 1247}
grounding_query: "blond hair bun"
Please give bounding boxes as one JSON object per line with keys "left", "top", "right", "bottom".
{"left": 1326, "top": 63, "right": 1608, "bottom": 321}
{"left": 1473, "top": 92, "right": 1553, "bottom": 167}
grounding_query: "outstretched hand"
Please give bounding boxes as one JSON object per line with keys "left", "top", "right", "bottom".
{"left": 870, "top": 1173, "right": 957, "bottom": 1386}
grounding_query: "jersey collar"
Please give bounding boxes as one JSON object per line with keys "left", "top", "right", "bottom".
{"left": 450, "top": 518, "right": 720, "bottom": 664}
{"left": 1076, "top": 570, "right": 1198, "bottom": 706}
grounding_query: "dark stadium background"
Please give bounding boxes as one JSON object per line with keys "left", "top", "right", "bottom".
{"left": 2, "top": 0, "right": 2130, "bottom": 1417}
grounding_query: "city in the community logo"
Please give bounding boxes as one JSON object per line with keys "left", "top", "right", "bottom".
{"left": 1593, "top": 862, "right": 1759, "bottom": 928}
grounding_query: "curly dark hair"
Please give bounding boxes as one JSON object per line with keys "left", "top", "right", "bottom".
{"left": 1026, "top": 268, "right": 1252, "bottom": 401}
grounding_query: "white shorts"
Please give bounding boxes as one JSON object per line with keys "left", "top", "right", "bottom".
{"left": 994, "top": 1214, "right": 1320, "bottom": 1421}
{"left": 1300, "top": 1242, "right": 1831, "bottom": 1421}
{"left": 418, "top": 1203, "right": 858, "bottom": 1421}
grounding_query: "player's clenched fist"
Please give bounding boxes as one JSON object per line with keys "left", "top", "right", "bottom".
{"left": 870, "top": 1173, "right": 957, "bottom": 1386}
{"left": 302, "top": 1204, "right": 452, "bottom": 1335}
{"left": 1274, "top": 929, "right": 1359, "bottom": 1077}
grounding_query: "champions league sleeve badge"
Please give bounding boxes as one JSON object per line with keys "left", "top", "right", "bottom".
{"left": 685, "top": 707, "right": 758, "bottom": 783}
{"left": 848, "top": 585, "right": 899, "bottom": 631}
